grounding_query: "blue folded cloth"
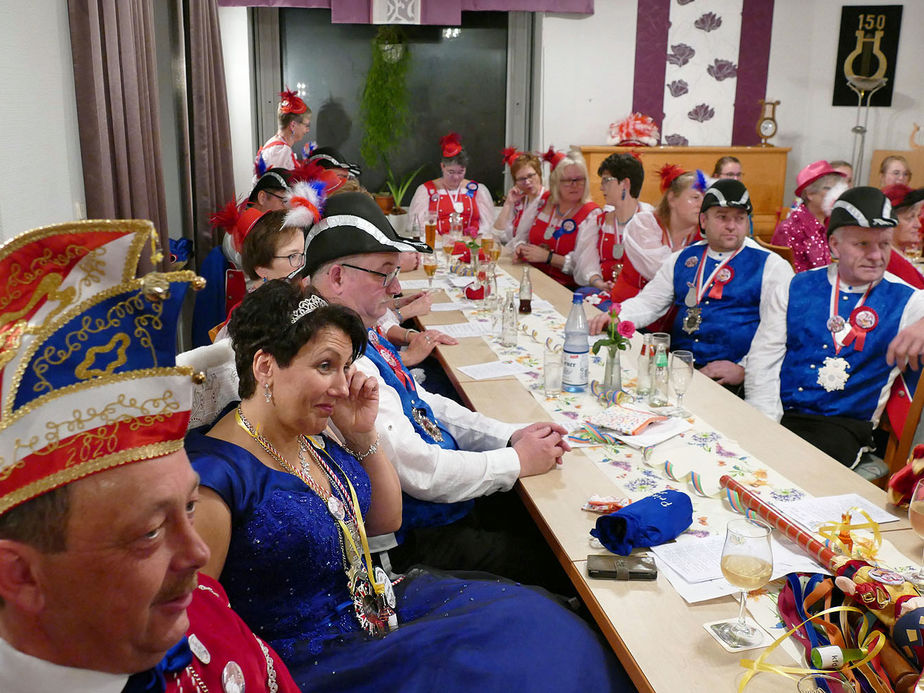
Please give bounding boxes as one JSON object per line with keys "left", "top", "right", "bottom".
{"left": 590, "top": 490, "right": 693, "bottom": 555}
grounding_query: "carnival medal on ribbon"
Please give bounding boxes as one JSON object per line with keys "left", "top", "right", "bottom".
{"left": 552, "top": 218, "right": 577, "bottom": 240}
{"left": 682, "top": 282, "right": 702, "bottom": 335}
{"left": 842, "top": 306, "right": 878, "bottom": 351}
{"left": 708, "top": 266, "right": 733, "bottom": 299}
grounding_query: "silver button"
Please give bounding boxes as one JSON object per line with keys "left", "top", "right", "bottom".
{"left": 798, "top": 387, "right": 804, "bottom": 392}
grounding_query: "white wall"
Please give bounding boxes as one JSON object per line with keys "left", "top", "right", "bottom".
{"left": 0, "top": 0, "right": 84, "bottom": 241}
{"left": 219, "top": 6, "right": 256, "bottom": 197}
{"left": 766, "top": 0, "right": 924, "bottom": 198}
{"left": 538, "top": 4, "right": 638, "bottom": 152}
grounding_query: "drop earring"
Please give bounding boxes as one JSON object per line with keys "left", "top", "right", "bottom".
{"left": 621, "top": 188, "right": 626, "bottom": 201}
{"left": 264, "top": 382, "right": 273, "bottom": 403}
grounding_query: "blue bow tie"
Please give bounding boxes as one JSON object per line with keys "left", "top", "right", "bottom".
{"left": 122, "top": 638, "right": 192, "bottom": 693}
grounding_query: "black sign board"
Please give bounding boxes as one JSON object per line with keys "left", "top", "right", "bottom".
{"left": 832, "top": 5, "right": 902, "bottom": 107}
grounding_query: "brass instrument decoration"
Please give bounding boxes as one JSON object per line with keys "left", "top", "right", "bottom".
{"left": 832, "top": 6, "right": 902, "bottom": 108}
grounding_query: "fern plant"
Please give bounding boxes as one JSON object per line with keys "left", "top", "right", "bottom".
{"left": 359, "top": 26, "right": 411, "bottom": 169}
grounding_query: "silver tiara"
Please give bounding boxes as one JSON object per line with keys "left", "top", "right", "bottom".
{"left": 290, "top": 295, "right": 328, "bottom": 323}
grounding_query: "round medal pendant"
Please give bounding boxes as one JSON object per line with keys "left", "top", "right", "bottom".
{"left": 375, "top": 566, "right": 397, "bottom": 608}
{"left": 221, "top": 661, "right": 246, "bottom": 693}
{"left": 188, "top": 634, "right": 211, "bottom": 664}
{"left": 453, "top": 201, "right": 464, "bottom": 213}
{"left": 328, "top": 496, "right": 346, "bottom": 521}
{"left": 826, "top": 315, "right": 846, "bottom": 333}
{"left": 612, "top": 242, "right": 624, "bottom": 260}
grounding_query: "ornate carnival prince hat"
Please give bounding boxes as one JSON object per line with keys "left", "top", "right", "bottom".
{"left": 0, "top": 220, "right": 203, "bottom": 515}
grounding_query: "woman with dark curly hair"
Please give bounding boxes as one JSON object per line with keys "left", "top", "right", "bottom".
{"left": 186, "top": 280, "right": 631, "bottom": 693}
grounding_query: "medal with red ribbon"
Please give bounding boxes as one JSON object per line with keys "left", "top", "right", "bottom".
{"left": 828, "top": 274, "right": 878, "bottom": 355}
{"left": 692, "top": 245, "right": 742, "bottom": 304}
{"left": 369, "top": 328, "right": 414, "bottom": 390}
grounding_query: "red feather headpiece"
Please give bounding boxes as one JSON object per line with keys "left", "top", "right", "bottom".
{"left": 501, "top": 147, "right": 521, "bottom": 170}
{"left": 209, "top": 198, "right": 265, "bottom": 252}
{"left": 290, "top": 159, "right": 344, "bottom": 194}
{"left": 278, "top": 88, "right": 307, "bottom": 115}
{"left": 542, "top": 146, "right": 566, "bottom": 172}
{"left": 657, "top": 164, "right": 687, "bottom": 194}
{"left": 440, "top": 132, "right": 463, "bottom": 158}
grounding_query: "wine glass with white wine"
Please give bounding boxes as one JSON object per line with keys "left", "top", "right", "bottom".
{"left": 713, "top": 518, "right": 772, "bottom": 648}
{"left": 423, "top": 252, "right": 438, "bottom": 290}
{"left": 670, "top": 350, "right": 694, "bottom": 416}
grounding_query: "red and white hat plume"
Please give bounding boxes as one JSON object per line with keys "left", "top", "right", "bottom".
{"left": 542, "top": 146, "right": 566, "bottom": 171}
{"left": 285, "top": 180, "right": 328, "bottom": 229}
{"left": 501, "top": 146, "right": 521, "bottom": 171}
{"left": 607, "top": 113, "right": 660, "bottom": 147}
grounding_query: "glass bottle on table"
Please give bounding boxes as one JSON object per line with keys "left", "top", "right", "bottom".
{"left": 713, "top": 518, "right": 773, "bottom": 648}
{"left": 670, "top": 349, "right": 695, "bottom": 416}
{"left": 636, "top": 334, "right": 652, "bottom": 398}
{"left": 562, "top": 294, "right": 589, "bottom": 393}
{"left": 518, "top": 265, "right": 532, "bottom": 314}
{"left": 648, "top": 332, "right": 671, "bottom": 384}
{"left": 648, "top": 344, "right": 669, "bottom": 407}
{"left": 500, "top": 290, "right": 518, "bottom": 346}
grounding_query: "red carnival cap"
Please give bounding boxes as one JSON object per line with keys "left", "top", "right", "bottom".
{"left": 658, "top": 163, "right": 687, "bottom": 194}
{"left": 278, "top": 88, "right": 308, "bottom": 116}
{"left": 440, "top": 132, "right": 463, "bottom": 158}
{"left": 542, "top": 146, "right": 567, "bottom": 171}
{"left": 882, "top": 184, "right": 924, "bottom": 211}
{"left": 795, "top": 160, "right": 846, "bottom": 198}
{"left": 502, "top": 147, "right": 522, "bottom": 171}
{"left": 210, "top": 200, "right": 267, "bottom": 253}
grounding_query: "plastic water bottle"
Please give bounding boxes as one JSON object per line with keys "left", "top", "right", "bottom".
{"left": 562, "top": 293, "right": 589, "bottom": 392}
{"left": 636, "top": 333, "right": 652, "bottom": 398}
{"left": 649, "top": 344, "right": 669, "bottom": 406}
{"left": 500, "top": 290, "right": 518, "bottom": 346}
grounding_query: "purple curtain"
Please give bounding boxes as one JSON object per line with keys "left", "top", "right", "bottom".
{"left": 68, "top": 0, "right": 169, "bottom": 268}
{"left": 216, "top": 0, "right": 594, "bottom": 20}
{"left": 186, "top": 0, "right": 236, "bottom": 255}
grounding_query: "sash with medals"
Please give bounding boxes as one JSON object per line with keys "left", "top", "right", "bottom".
{"left": 424, "top": 180, "right": 482, "bottom": 235}
{"left": 681, "top": 245, "right": 743, "bottom": 334}
{"left": 818, "top": 275, "right": 879, "bottom": 392}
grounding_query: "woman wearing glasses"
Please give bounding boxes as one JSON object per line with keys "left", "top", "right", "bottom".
{"left": 493, "top": 149, "right": 548, "bottom": 244}
{"left": 407, "top": 131, "right": 496, "bottom": 237}
{"left": 513, "top": 148, "right": 602, "bottom": 289}
{"left": 241, "top": 209, "right": 306, "bottom": 288}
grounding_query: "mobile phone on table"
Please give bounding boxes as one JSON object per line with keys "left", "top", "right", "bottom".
{"left": 586, "top": 553, "right": 658, "bottom": 580}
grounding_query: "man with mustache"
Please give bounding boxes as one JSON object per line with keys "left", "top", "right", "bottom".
{"left": 0, "top": 221, "right": 298, "bottom": 692}
{"left": 746, "top": 187, "right": 924, "bottom": 469}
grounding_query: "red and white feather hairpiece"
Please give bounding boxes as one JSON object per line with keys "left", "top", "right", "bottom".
{"left": 657, "top": 164, "right": 687, "bottom": 194}
{"left": 285, "top": 180, "right": 327, "bottom": 229}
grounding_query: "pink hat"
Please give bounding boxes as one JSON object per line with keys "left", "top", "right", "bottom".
{"left": 795, "top": 160, "right": 846, "bottom": 198}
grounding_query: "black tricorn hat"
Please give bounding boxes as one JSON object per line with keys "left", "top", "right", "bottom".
{"left": 295, "top": 192, "right": 431, "bottom": 278}
{"left": 248, "top": 168, "right": 291, "bottom": 203}
{"left": 307, "top": 147, "right": 362, "bottom": 177}
{"left": 827, "top": 186, "right": 897, "bottom": 237}
{"left": 700, "top": 179, "right": 752, "bottom": 215}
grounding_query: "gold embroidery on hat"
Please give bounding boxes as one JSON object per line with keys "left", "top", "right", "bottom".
{"left": 74, "top": 333, "right": 131, "bottom": 379}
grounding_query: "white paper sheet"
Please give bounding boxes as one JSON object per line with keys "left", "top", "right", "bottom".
{"left": 456, "top": 361, "right": 531, "bottom": 380}
{"left": 434, "top": 322, "right": 490, "bottom": 339}
{"left": 430, "top": 301, "right": 472, "bottom": 312}
{"left": 772, "top": 493, "right": 899, "bottom": 532}
{"left": 448, "top": 276, "right": 474, "bottom": 288}
{"left": 614, "top": 417, "right": 693, "bottom": 448}
{"left": 398, "top": 279, "right": 437, "bottom": 290}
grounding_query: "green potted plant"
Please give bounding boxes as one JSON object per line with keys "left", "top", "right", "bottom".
{"left": 359, "top": 26, "right": 412, "bottom": 215}
{"left": 382, "top": 160, "right": 424, "bottom": 236}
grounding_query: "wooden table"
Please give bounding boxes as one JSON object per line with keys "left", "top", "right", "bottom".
{"left": 413, "top": 257, "right": 915, "bottom": 692}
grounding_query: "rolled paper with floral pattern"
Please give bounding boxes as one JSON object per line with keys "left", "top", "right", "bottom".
{"left": 720, "top": 475, "right": 838, "bottom": 569}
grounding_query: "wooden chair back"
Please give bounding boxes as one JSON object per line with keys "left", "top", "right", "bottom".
{"left": 879, "top": 368, "right": 924, "bottom": 488}
{"left": 754, "top": 236, "right": 795, "bottom": 270}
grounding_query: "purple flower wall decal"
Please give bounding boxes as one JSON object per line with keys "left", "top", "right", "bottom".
{"left": 687, "top": 103, "right": 715, "bottom": 122}
{"left": 707, "top": 59, "right": 738, "bottom": 81}
{"left": 666, "top": 79, "right": 689, "bottom": 97}
{"left": 664, "top": 134, "right": 690, "bottom": 146}
{"left": 666, "top": 43, "right": 695, "bottom": 67}
{"left": 694, "top": 12, "right": 722, "bottom": 32}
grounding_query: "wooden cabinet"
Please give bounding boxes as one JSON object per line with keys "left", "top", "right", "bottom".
{"left": 578, "top": 146, "right": 790, "bottom": 240}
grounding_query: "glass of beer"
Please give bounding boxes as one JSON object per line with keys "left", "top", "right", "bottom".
{"left": 712, "top": 518, "right": 772, "bottom": 648}
{"left": 425, "top": 212, "right": 437, "bottom": 250}
{"left": 423, "top": 252, "right": 438, "bottom": 289}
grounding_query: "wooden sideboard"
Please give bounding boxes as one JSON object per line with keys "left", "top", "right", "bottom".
{"left": 578, "top": 146, "right": 790, "bottom": 240}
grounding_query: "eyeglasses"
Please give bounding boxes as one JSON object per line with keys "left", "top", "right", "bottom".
{"left": 274, "top": 252, "right": 306, "bottom": 269}
{"left": 719, "top": 172, "right": 743, "bottom": 180}
{"left": 560, "top": 177, "right": 586, "bottom": 186}
{"left": 341, "top": 263, "right": 400, "bottom": 287}
{"left": 515, "top": 172, "right": 538, "bottom": 184}
{"left": 265, "top": 191, "right": 287, "bottom": 201}
{"left": 444, "top": 168, "right": 465, "bottom": 176}
{"left": 600, "top": 176, "right": 617, "bottom": 186}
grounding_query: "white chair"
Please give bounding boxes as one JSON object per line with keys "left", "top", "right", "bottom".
{"left": 176, "top": 339, "right": 239, "bottom": 429}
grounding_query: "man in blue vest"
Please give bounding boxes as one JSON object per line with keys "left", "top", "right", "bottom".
{"left": 302, "top": 192, "right": 572, "bottom": 588}
{"left": 747, "top": 186, "right": 924, "bottom": 467}
{"left": 590, "top": 178, "right": 794, "bottom": 392}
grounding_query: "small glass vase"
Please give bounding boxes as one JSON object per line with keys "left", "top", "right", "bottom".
{"left": 603, "top": 347, "right": 622, "bottom": 392}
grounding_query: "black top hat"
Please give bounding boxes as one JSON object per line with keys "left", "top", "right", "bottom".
{"left": 827, "top": 186, "right": 897, "bottom": 236}
{"left": 248, "top": 168, "right": 291, "bottom": 203}
{"left": 296, "top": 192, "right": 431, "bottom": 278}
{"left": 307, "top": 147, "right": 362, "bottom": 177}
{"left": 700, "top": 179, "right": 752, "bottom": 215}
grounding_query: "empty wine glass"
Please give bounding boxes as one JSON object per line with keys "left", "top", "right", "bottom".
{"left": 670, "top": 350, "right": 695, "bottom": 416}
{"left": 796, "top": 672, "right": 855, "bottom": 693}
{"left": 713, "top": 518, "right": 772, "bottom": 648}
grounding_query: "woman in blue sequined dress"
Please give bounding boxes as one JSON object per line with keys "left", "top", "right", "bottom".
{"left": 187, "top": 280, "right": 630, "bottom": 692}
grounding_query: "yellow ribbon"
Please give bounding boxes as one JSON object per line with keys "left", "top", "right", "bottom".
{"left": 737, "top": 605, "right": 886, "bottom": 691}
{"left": 817, "top": 509, "right": 882, "bottom": 561}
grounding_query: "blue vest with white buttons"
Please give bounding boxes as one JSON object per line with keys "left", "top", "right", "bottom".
{"left": 781, "top": 268, "right": 914, "bottom": 421}
{"left": 363, "top": 331, "right": 473, "bottom": 537}
{"left": 670, "top": 241, "right": 770, "bottom": 363}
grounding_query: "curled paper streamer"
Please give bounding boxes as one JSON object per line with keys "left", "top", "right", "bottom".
{"left": 662, "top": 460, "right": 722, "bottom": 497}
{"left": 567, "top": 422, "right": 621, "bottom": 446}
{"left": 723, "top": 488, "right": 761, "bottom": 521}
{"left": 589, "top": 379, "right": 629, "bottom": 406}
{"left": 545, "top": 337, "right": 562, "bottom": 353}
{"left": 817, "top": 509, "right": 882, "bottom": 561}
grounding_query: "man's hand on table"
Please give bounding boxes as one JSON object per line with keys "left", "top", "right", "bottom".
{"left": 401, "top": 329, "right": 458, "bottom": 367}
{"left": 699, "top": 360, "right": 744, "bottom": 385}
{"left": 511, "top": 422, "right": 572, "bottom": 477}
{"left": 887, "top": 317, "right": 924, "bottom": 371}
{"left": 589, "top": 312, "right": 611, "bottom": 335}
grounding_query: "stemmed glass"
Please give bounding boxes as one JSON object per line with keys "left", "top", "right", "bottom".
{"left": 714, "top": 518, "right": 773, "bottom": 648}
{"left": 670, "top": 350, "right": 695, "bottom": 416}
{"left": 423, "top": 252, "right": 438, "bottom": 290}
{"left": 908, "top": 480, "right": 924, "bottom": 585}
{"left": 796, "top": 673, "right": 855, "bottom": 693}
